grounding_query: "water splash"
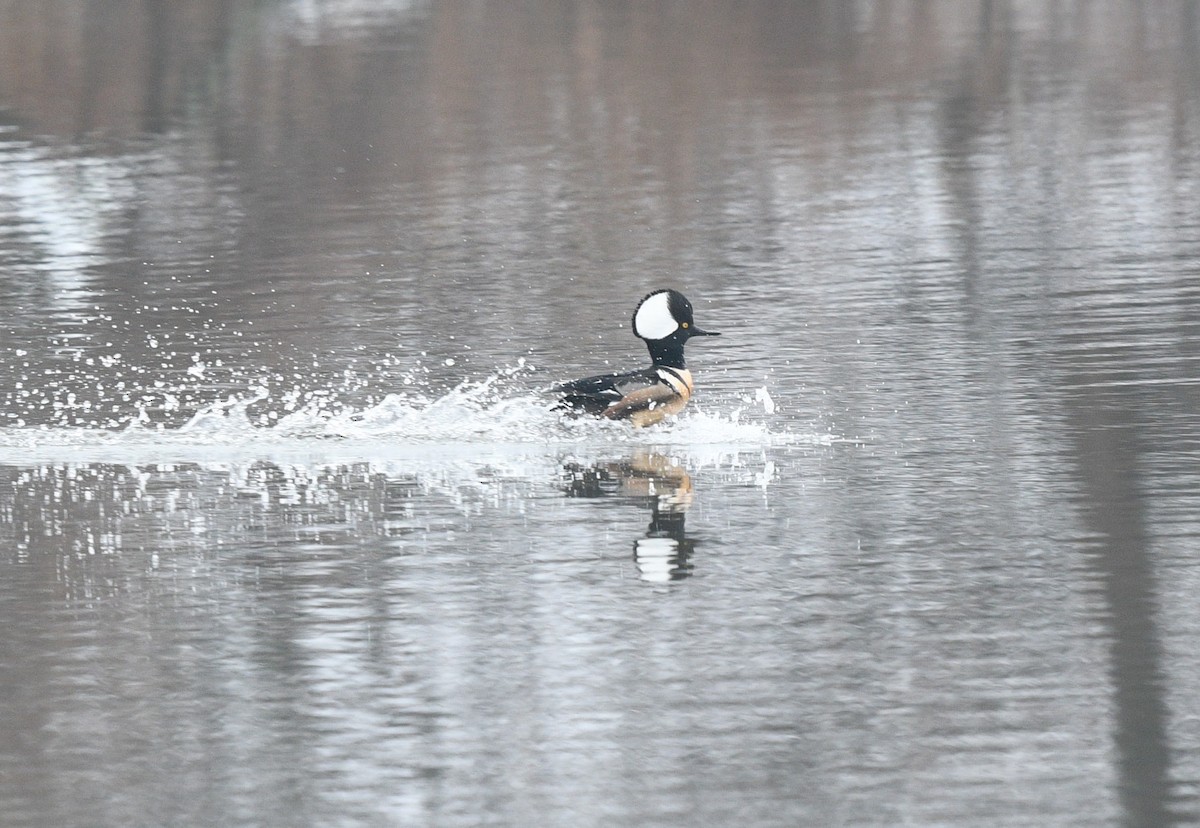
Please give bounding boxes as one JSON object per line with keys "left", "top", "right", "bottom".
{"left": 756, "top": 386, "right": 777, "bottom": 415}
{"left": 0, "top": 366, "right": 831, "bottom": 466}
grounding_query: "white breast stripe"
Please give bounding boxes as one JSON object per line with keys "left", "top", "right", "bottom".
{"left": 656, "top": 368, "right": 689, "bottom": 396}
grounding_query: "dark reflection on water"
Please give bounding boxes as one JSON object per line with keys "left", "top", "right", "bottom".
{"left": 1061, "top": 359, "right": 1195, "bottom": 826}
{"left": 1071, "top": 411, "right": 1174, "bottom": 827}
{"left": 2, "top": 0, "right": 1200, "bottom": 825}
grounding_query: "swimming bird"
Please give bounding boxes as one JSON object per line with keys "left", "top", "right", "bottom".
{"left": 553, "top": 289, "right": 719, "bottom": 427}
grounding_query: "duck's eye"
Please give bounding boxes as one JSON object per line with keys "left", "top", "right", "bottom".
{"left": 681, "top": 322, "right": 689, "bottom": 329}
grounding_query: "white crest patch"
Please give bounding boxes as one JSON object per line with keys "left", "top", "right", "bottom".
{"left": 634, "top": 292, "right": 678, "bottom": 340}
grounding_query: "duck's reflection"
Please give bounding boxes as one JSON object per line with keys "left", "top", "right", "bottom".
{"left": 562, "top": 452, "right": 696, "bottom": 582}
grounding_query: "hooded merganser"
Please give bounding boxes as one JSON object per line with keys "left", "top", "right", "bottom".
{"left": 553, "top": 289, "right": 720, "bottom": 427}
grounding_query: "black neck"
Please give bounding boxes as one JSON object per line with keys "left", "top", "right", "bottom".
{"left": 646, "top": 337, "right": 686, "bottom": 369}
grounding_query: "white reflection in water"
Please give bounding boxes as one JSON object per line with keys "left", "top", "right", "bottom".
{"left": 0, "top": 143, "right": 134, "bottom": 296}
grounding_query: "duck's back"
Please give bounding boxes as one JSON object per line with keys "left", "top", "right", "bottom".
{"left": 553, "top": 367, "right": 659, "bottom": 414}
{"left": 554, "top": 366, "right": 694, "bottom": 426}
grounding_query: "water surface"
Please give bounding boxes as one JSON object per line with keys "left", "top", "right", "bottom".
{"left": 2, "top": 2, "right": 1200, "bottom": 825}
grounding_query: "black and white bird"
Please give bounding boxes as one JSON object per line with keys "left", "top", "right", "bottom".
{"left": 552, "top": 289, "right": 720, "bottom": 427}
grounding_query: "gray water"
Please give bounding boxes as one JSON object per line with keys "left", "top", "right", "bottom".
{"left": 2, "top": 2, "right": 1200, "bottom": 826}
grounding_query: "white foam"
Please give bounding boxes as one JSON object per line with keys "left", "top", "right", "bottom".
{"left": 0, "top": 369, "right": 831, "bottom": 467}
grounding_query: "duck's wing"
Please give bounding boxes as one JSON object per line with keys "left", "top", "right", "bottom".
{"left": 552, "top": 367, "right": 662, "bottom": 414}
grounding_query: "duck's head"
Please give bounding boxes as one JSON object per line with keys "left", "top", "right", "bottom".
{"left": 632, "top": 289, "right": 719, "bottom": 368}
